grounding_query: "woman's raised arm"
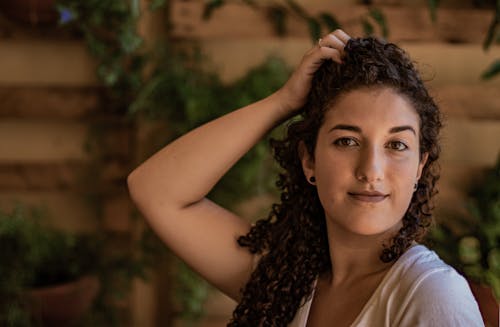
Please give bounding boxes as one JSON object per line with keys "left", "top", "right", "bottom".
{"left": 127, "top": 29, "right": 350, "bottom": 301}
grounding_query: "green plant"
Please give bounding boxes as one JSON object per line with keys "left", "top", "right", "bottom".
{"left": 55, "top": 0, "right": 150, "bottom": 113}
{"left": 0, "top": 205, "right": 161, "bottom": 326}
{"left": 426, "top": 155, "right": 500, "bottom": 300}
{"left": 0, "top": 206, "right": 101, "bottom": 326}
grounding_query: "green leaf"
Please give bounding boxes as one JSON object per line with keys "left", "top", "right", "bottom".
{"left": 458, "top": 236, "right": 481, "bottom": 264}
{"left": 149, "top": 0, "right": 166, "bottom": 11}
{"left": 368, "top": 8, "right": 389, "bottom": 38}
{"left": 97, "top": 64, "right": 120, "bottom": 87}
{"left": 202, "top": 0, "right": 225, "bottom": 20}
{"left": 463, "top": 265, "right": 483, "bottom": 281}
{"left": 361, "top": 18, "right": 374, "bottom": 36}
{"left": 267, "top": 5, "right": 287, "bottom": 37}
{"left": 319, "top": 13, "right": 341, "bottom": 32}
{"left": 307, "top": 18, "right": 322, "bottom": 42}
{"left": 485, "top": 270, "right": 500, "bottom": 301}
{"left": 130, "top": 0, "right": 141, "bottom": 19}
{"left": 285, "top": 0, "right": 308, "bottom": 19}
{"left": 483, "top": 3, "right": 499, "bottom": 50}
{"left": 119, "top": 29, "right": 143, "bottom": 54}
{"left": 242, "top": 0, "right": 257, "bottom": 8}
{"left": 481, "top": 59, "right": 500, "bottom": 80}
{"left": 428, "top": 0, "right": 440, "bottom": 22}
{"left": 488, "top": 248, "right": 500, "bottom": 273}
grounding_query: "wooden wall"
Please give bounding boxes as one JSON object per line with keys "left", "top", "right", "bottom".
{"left": 0, "top": 0, "right": 499, "bottom": 326}
{"left": 0, "top": 10, "right": 145, "bottom": 327}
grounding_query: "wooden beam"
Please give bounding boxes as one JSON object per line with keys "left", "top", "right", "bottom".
{"left": 441, "top": 119, "right": 500, "bottom": 166}
{"left": 171, "top": 1, "right": 494, "bottom": 43}
{"left": 0, "top": 12, "right": 75, "bottom": 40}
{"left": 0, "top": 119, "right": 132, "bottom": 162}
{"left": 0, "top": 40, "right": 97, "bottom": 86}
{"left": 0, "top": 87, "right": 101, "bottom": 118}
{"left": 0, "top": 119, "right": 89, "bottom": 162}
{"left": 0, "top": 160, "right": 129, "bottom": 190}
{"left": 200, "top": 38, "right": 500, "bottom": 86}
{"left": 0, "top": 162, "right": 86, "bottom": 190}
{"left": 0, "top": 190, "right": 99, "bottom": 232}
{"left": 431, "top": 85, "right": 500, "bottom": 120}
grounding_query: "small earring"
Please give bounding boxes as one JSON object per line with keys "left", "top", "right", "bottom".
{"left": 414, "top": 183, "right": 418, "bottom": 191}
{"left": 309, "top": 176, "right": 316, "bottom": 184}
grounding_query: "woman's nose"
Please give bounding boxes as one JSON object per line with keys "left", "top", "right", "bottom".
{"left": 355, "top": 146, "right": 385, "bottom": 183}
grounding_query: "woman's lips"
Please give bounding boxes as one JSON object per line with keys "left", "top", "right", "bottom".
{"left": 348, "top": 192, "right": 389, "bottom": 203}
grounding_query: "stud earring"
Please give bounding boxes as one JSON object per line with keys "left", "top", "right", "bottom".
{"left": 414, "top": 183, "right": 418, "bottom": 191}
{"left": 309, "top": 176, "right": 316, "bottom": 184}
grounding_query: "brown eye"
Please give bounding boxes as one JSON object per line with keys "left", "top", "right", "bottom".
{"left": 334, "top": 137, "right": 358, "bottom": 147}
{"left": 388, "top": 141, "right": 408, "bottom": 151}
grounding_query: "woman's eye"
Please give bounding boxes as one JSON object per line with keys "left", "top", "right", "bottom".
{"left": 334, "top": 138, "right": 358, "bottom": 147}
{"left": 388, "top": 141, "right": 408, "bottom": 151}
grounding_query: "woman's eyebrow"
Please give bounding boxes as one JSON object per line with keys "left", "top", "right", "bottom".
{"left": 328, "top": 124, "right": 361, "bottom": 133}
{"left": 328, "top": 124, "right": 416, "bottom": 136}
{"left": 389, "top": 125, "right": 416, "bottom": 136}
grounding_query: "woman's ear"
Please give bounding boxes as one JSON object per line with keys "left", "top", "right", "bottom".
{"left": 298, "top": 141, "right": 315, "bottom": 183}
{"left": 416, "top": 152, "right": 429, "bottom": 180}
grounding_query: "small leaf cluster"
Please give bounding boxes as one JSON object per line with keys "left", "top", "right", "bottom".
{"left": 56, "top": 0, "right": 154, "bottom": 112}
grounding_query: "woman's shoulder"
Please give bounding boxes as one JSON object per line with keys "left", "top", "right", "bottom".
{"left": 387, "top": 244, "right": 484, "bottom": 326}
{"left": 390, "top": 244, "right": 472, "bottom": 300}
{"left": 396, "top": 243, "right": 456, "bottom": 277}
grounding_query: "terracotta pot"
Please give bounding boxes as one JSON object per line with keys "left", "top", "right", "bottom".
{"left": 26, "top": 275, "right": 100, "bottom": 326}
{"left": 0, "top": 0, "right": 58, "bottom": 25}
{"left": 468, "top": 280, "right": 499, "bottom": 327}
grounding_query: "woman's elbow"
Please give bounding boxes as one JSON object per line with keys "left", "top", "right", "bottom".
{"left": 127, "top": 168, "right": 144, "bottom": 205}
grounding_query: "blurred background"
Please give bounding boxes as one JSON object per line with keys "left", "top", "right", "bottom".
{"left": 0, "top": 0, "right": 499, "bottom": 326}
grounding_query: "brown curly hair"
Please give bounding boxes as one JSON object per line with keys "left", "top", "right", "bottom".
{"left": 228, "top": 36, "right": 442, "bottom": 326}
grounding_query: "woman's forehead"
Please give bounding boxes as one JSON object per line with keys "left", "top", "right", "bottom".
{"left": 322, "top": 87, "right": 420, "bottom": 130}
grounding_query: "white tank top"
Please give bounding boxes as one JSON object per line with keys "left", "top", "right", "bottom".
{"left": 288, "top": 244, "right": 484, "bottom": 327}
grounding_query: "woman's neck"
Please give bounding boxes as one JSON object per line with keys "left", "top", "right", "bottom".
{"left": 324, "top": 220, "right": 402, "bottom": 287}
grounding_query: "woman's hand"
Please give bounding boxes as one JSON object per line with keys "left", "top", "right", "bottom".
{"left": 275, "top": 29, "right": 351, "bottom": 116}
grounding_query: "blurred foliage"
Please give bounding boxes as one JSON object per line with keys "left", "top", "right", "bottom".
{"left": 426, "top": 154, "right": 500, "bottom": 300}
{"left": 0, "top": 205, "right": 169, "bottom": 326}
{"left": 0, "top": 206, "right": 100, "bottom": 326}
{"left": 55, "top": 0, "right": 148, "bottom": 112}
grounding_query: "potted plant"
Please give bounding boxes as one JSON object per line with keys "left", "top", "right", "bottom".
{"left": 0, "top": 206, "right": 101, "bottom": 326}
{"left": 426, "top": 155, "right": 500, "bottom": 327}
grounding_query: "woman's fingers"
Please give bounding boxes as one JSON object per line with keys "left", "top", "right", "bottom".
{"left": 274, "top": 29, "right": 351, "bottom": 113}
{"left": 305, "top": 41, "right": 343, "bottom": 65}
{"left": 320, "top": 35, "right": 345, "bottom": 50}
{"left": 316, "top": 46, "right": 343, "bottom": 64}
{"left": 318, "top": 29, "right": 351, "bottom": 62}
{"left": 331, "top": 29, "right": 351, "bottom": 44}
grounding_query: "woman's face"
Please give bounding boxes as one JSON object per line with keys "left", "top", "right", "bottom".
{"left": 301, "top": 86, "right": 428, "bottom": 237}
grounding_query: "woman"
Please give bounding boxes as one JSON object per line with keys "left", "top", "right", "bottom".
{"left": 127, "top": 30, "right": 484, "bottom": 326}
